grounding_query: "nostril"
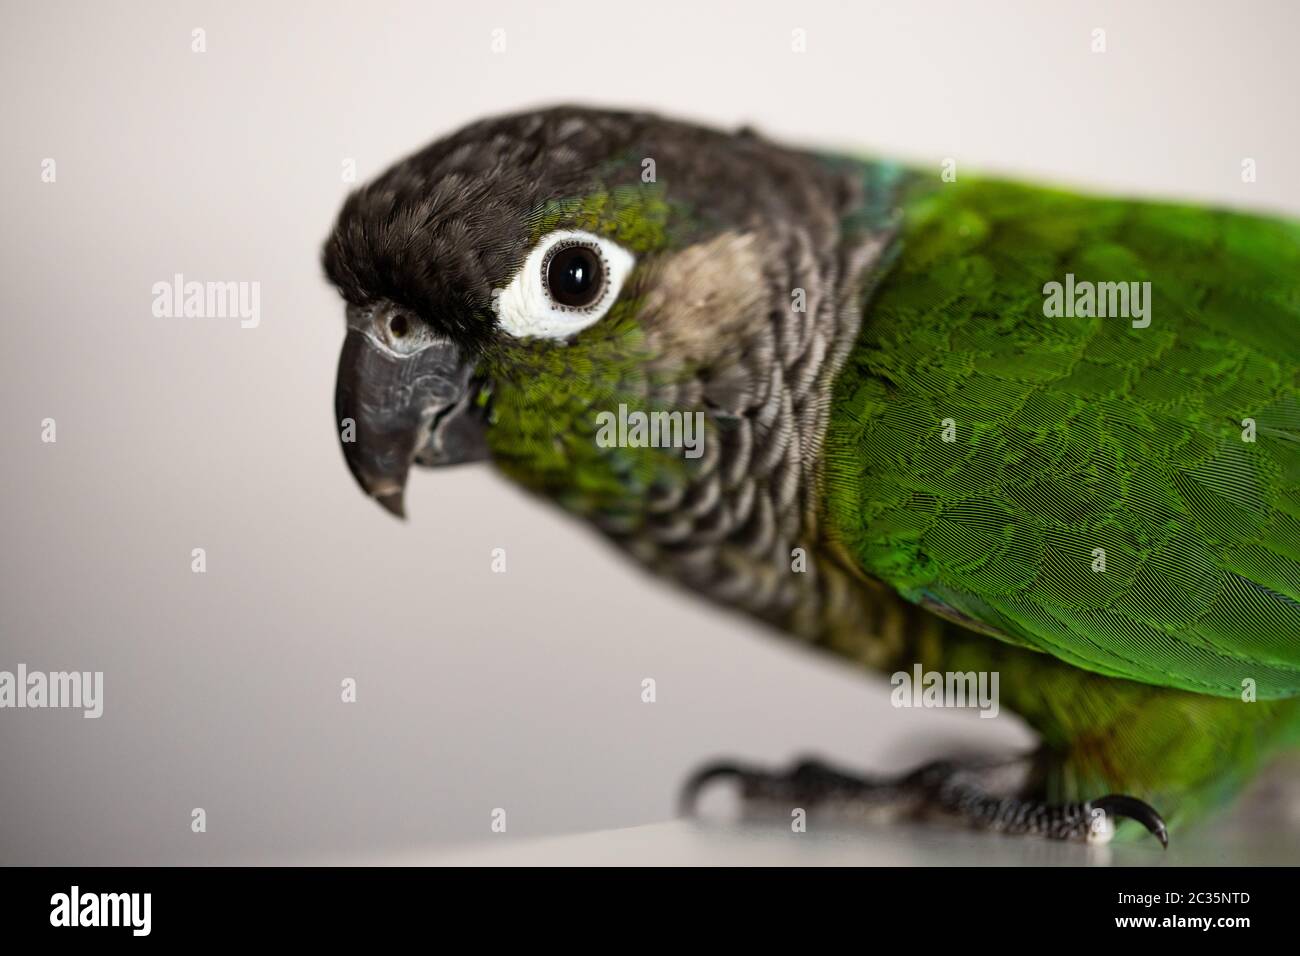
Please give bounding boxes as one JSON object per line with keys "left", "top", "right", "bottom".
{"left": 389, "top": 313, "right": 409, "bottom": 338}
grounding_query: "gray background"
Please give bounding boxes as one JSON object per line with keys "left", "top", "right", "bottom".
{"left": 1, "top": 0, "right": 1298, "bottom": 864}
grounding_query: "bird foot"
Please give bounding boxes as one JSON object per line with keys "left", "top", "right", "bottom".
{"left": 681, "top": 755, "right": 1168, "bottom": 847}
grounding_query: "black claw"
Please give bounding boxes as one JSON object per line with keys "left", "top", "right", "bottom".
{"left": 1092, "top": 794, "right": 1170, "bottom": 848}
{"left": 678, "top": 762, "right": 753, "bottom": 816}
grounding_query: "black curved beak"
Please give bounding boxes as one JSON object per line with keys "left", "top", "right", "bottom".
{"left": 334, "top": 315, "right": 489, "bottom": 518}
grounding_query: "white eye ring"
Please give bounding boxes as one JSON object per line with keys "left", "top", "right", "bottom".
{"left": 493, "top": 229, "right": 634, "bottom": 341}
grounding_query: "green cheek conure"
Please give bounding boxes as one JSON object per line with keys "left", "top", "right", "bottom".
{"left": 323, "top": 107, "right": 1300, "bottom": 845}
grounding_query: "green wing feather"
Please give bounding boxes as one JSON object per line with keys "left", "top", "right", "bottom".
{"left": 826, "top": 173, "right": 1300, "bottom": 700}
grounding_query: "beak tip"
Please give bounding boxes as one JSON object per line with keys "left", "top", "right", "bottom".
{"left": 376, "top": 492, "right": 407, "bottom": 519}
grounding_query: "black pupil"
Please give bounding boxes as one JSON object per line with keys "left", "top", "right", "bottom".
{"left": 547, "top": 246, "right": 603, "bottom": 307}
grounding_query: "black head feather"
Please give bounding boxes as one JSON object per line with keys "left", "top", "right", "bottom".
{"left": 321, "top": 106, "right": 864, "bottom": 352}
{"left": 322, "top": 107, "right": 659, "bottom": 350}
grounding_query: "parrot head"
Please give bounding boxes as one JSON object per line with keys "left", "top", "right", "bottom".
{"left": 323, "top": 106, "right": 878, "bottom": 551}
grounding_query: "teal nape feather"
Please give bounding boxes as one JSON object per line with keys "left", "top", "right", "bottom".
{"left": 826, "top": 174, "right": 1300, "bottom": 700}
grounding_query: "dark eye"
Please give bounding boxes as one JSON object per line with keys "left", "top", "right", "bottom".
{"left": 545, "top": 244, "right": 605, "bottom": 308}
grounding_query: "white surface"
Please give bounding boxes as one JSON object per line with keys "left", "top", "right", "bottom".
{"left": 306, "top": 760, "right": 1300, "bottom": 866}
{"left": 331, "top": 811, "right": 1297, "bottom": 867}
